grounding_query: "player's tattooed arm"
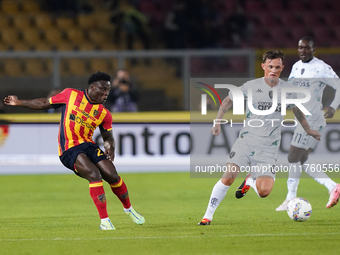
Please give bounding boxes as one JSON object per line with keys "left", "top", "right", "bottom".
{"left": 217, "top": 96, "right": 233, "bottom": 117}
{"left": 4, "top": 95, "right": 52, "bottom": 110}
{"left": 292, "top": 106, "right": 308, "bottom": 129}
{"left": 211, "top": 96, "right": 233, "bottom": 136}
{"left": 101, "top": 129, "right": 115, "bottom": 161}
{"left": 292, "top": 106, "right": 321, "bottom": 141}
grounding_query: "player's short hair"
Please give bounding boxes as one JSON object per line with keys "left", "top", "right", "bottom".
{"left": 299, "top": 36, "right": 315, "bottom": 47}
{"left": 88, "top": 71, "right": 111, "bottom": 85}
{"left": 262, "top": 50, "right": 285, "bottom": 64}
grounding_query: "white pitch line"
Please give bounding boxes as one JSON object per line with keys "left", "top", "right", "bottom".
{"left": 1, "top": 232, "right": 340, "bottom": 242}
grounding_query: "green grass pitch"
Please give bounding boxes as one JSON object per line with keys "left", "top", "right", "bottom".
{"left": 0, "top": 172, "right": 339, "bottom": 255}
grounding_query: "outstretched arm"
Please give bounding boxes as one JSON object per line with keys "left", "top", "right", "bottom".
{"left": 101, "top": 129, "right": 115, "bottom": 161}
{"left": 4, "top": 95, "right": 52, "bottom": 110}
{"left": 211, "top": 96, "right": 233, "bottom": 136}
{"left": 292, "top": 106, "right": 321, "bottom": 141}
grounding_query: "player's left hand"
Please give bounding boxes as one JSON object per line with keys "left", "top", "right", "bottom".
{"left": 323, "top": 106, "right": 335, "bottom": 118}
{"left": 105, "top": 149, "right": 115, "bottom": 162}
{"left": 306, "top": 129, "right": 321, "bottom": 141}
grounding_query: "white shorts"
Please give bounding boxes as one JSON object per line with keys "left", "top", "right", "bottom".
{"left": 227, "top": 136, "right": 277, "bottom": 179}
{"left": 291, "top": 120, "right": 325, "bottom": 150}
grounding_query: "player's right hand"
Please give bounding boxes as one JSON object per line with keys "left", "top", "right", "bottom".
{"left": 307, "top": 129, "right": 321, "bottom": 141}
{"left": 211, "top": 125, "right": 221, "bottom": 136}
{"left": 4, "top": 95, "right": 19, "bottom": 106}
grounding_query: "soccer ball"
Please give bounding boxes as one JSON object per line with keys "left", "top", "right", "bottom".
{"left": 287, "top": 197, "right": 312, "bottom": 222}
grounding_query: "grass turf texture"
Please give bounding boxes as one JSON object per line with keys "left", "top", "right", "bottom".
{"left": 0, "top": 172, "right": 339, "bottom": 255}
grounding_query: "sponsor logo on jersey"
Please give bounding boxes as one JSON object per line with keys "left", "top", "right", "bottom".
{"left": 69, "top": 113, "right": 96, "bottom": 130}
{"left": 93, "top": 109, "right": 100, "bottom": 117}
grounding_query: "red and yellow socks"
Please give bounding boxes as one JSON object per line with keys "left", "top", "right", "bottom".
{"left": 89, "top": 181, "right": 108, "bottom": 219}
{"left": 110, "top": 177, "right": 131, "bottom": 209}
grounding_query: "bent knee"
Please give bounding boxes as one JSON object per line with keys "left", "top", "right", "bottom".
{"left": 258, "top": 188, "right": 271, "bottom": 198}
{"left": 287, "top": 154, "right": 299, "bottom": 163}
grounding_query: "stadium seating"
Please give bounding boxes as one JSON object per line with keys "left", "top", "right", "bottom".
{"left": 1, "top": 29, "right": 20, "bottom": 45}
{"left": 244, "top": 0, "right": 263, "bottom": 12}
{"left": 22, "top": 28, "right": 42, "bottom": 45}
{"left": 265, "top": 0, "right": 284, "bottom": 11}
{"left": 65, "top": 28, "right": 86, "bottom": 44}
{"left": 34, "top": 14, "right": 53, "bottom": 30}
{"left": 89, "top": 58, "right": 111, "bottom": 73}
{"left": 77, "top": 14, "right": 96, "bottom": 29}
{"left": 0, "top": 15, "right": 10, "bottom": 29}
{"left": 22, "top": 0, "right": 41, "bottom": 13}
{"left": 2, "top": 59, "right": 23, "bottom": 76}
{"left": 312, "top": 26, "right": 333, "bottom": 46}
{"left": 44, "top": 28, "right": 64, "bottom": 44}
{"left": 65, "top": 58, "right": 88, "bottom": 76}
{"left": 24, "top": 59, "right": 49, "bottom": 76}
{"left": 290, "top": 26, "right": 309, "bottom": 42}
{"left": 287, "top": 1, "right": 307, "bottom": 12}
{"left": 0, "top": 43, "right": 9, "bottom": 51}
{"left": 77, "top": 42, "right": 98, "bottom": 51}
{"left": 11, "top": 42, "right": 31, "bottom": 51}
{"left": 324, "top": 13, "right": 340, "bottom": 27}
{"left": 12, "top": 14, "right": 33, "bottom": 29}
{"left": 1, "top": 0, "right": 19, "bottom": 14}
{"left": 279, "top": 13, "right": 300, "bottom": 26}
{"left": 33, "top": 41, "right": 52, "bottom": 51}
{"left": 56, "top": 16, "right": 75, "bottom": 30}
{"left": 55, "top": 41, "right": 75, "bottom": 51}
{"left": 299, "top": 12, "right": 323, "bottom": 26}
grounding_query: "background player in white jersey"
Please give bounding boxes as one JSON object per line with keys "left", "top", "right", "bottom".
{"left": 276, "top": 37, "right": 340, "bottom": 211}
{"left": 198, "top": 50, "right": 321, "bottom": 225}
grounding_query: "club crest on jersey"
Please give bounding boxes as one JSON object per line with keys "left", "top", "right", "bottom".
{"left": 229, "top": 151, "right": 235, "bottom": 158}
{"left": 97, "top": 194, "right": 106, "bottom": 203}
{"left": 93, "top": 109, "right": 99, "bottom": 117}
{"left": 301, "top": 68, "right": 305, "bottom": 75}
{"left": 269, "top": 90, "right": 273, "bottom": 99}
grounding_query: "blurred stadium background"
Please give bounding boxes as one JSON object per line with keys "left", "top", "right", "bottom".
{"left": 0, "top": 0, "right": 339, "bottom": 113}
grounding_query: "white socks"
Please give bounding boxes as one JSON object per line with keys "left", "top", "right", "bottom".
{"left": 286, "top": 162, "right": 301, "bottom": 200}
{"left": 101, "top": 217, "right": 110, "bottom": 223}
{"left": 302, "top": 161, "right": 337, "bottom": 192}
{"left": 246, "top": 177, "right": 260, "bottom": 197}
{"left": 203, "top": 179, "right": 230, "bottom": 221}
{"left": 286, "top": 160, "right": 337, "bottom": 200}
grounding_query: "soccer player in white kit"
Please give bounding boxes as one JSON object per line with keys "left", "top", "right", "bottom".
{"left": 276, "top": 37, "right": 340, "bottom": 211}
{"left": 198, "top": 50, "right": 321, "bottom": 225}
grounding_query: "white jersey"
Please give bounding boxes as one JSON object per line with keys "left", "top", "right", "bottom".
{"left": 229, "top": 77, "right": 296, "bottom": 150}
{"left": 288, "top": 57, "right": 340, "bottom": 122}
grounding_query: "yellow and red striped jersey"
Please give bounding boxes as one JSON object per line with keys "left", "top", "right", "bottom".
{"left": 49, "top": 88, "right": 112, "bottom": 156}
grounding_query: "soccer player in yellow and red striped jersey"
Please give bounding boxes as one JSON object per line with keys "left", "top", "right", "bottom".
{"left": 4, "top": 71, "right": 145, "bottom": 230}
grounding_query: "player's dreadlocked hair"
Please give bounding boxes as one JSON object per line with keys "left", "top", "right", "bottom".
{"left": 88, "top": 71, "right": 111, "bottom": 85}
{"left": 262, "top": 50, "right": 285, "bottom": 64}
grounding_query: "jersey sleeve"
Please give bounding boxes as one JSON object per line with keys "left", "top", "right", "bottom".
{"left": 228, "top": 84, "right": 247, "bottom": 101}
{"left": 319, "top": 64, "right": 340, "bottom": 109}
{"left": 287, "top": 64, "right": 297, "bottom": 85}
{"left": 319, "top": 64, "right": 339, "bottom": 89}
{"left": 99, "top": 109, "right": 113, "bottom": 132}
{"left": 49, "top": 88, "right": 71, "bottom": 105}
